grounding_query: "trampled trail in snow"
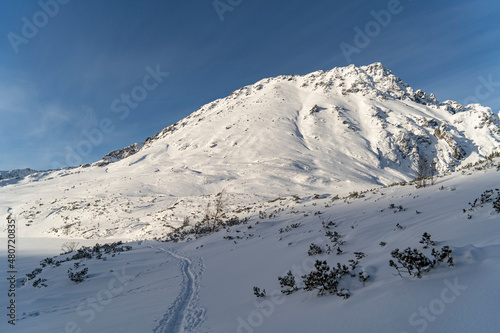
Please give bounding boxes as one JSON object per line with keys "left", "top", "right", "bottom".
{"left": 152, "top": 247, "right": 205, "bottom": 333}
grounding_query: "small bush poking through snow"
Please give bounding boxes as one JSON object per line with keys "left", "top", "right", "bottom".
{"left": 32, "top": 278, "right": 48, "bottom": 288}
{"left": 68, "top": 267, "right": 89, "bottom": 283}
{"left": 253, "top": 286, "right": 266, "bottom": 298}
{"left": 419, "top": 232, "right": 435, "bottom": 249}
{"left": 431, "top": 246, "right": 454, "bottom": 266}
{"left": 278, "top": 271, "right": 298, "bottom": 295}
{"left": 494, "top": 196, "right": 500, "bottom": 213}
{"left": 354, "top": 252, "right": 366, "bottom": 260}
{"left": 310, "top": 104, "right": 320, "bottom": 114}
{"left": 347, "top": 191, "right": 364, "bottom": 199}
{"left": 390, "top": 248, "right": 434, "bottom": 278}
{"left": 25, "top": 268, "right": 42, "bottom": 281}
{"left": 279, "top": 223, "right": 301, "bottom": 234}
{"left": 326, "top": 231, "right": 344, "bottom": 246}
{"left": 23, "top": 242, "right": 133, "bottom": 288}
{"left": 389, "top": 204, "right": 405, "bottom": 212}
{"left": 23, "top": 268, "right": 44, "bottom": 286}
{"left": 358, "top": 271, "right": 370, "bottom": 282}
{"left": 465, "top": 189, "right": 500, "bottom": 214}
{"left": 331, "top": 195, "right": 340, "bottom": 202}
{"left": 322, "top": 220, "right": 336, "bottom": 229}
{"left": 390, "top": 242, "right": 454, "bottom": 278}
{"left": 394, "top": 223, "right": 406, "bottom": 230}
{"left": 301, "top": 260, "right": 351, "bottom": 298}
{"left": 166, "top": 216, "right": 249, "bottom": 242}
{"left": 308, "top": 243, "right": 323, "bottom": 256}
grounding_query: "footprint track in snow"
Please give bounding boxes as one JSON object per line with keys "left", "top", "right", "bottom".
{"left": 152, "top": 247, "right": 206, "bottom": 333}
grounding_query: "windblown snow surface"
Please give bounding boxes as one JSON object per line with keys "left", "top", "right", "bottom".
{"left": 1, "top": 63, "right": 500, "bottom": 332}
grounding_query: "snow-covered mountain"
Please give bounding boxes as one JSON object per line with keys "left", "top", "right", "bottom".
{"left": 95, "top": 62, "right": 500, "bottom": 192}
{"left": 1, "top": 63, "right": 499, "bottom": 239}
{"left": 1, "top": 63, "right": 500, "bottom": 333}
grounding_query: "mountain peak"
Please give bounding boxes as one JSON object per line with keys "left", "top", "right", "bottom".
{"left": 22, "top": 63, "right": 484, "bottom": 197}
{"left": 349, "top": 61, "right": 391, "bottom": 75}
{"left": 80, "top": 63, "right": 499, "bottom": 198}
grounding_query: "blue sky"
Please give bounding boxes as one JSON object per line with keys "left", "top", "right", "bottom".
{"left": 0, "top": 0, "right": 499, "bottom": 171}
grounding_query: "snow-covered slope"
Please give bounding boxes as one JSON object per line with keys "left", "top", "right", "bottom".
{"left": 2, "top": 157, "right": 499, "bottom": 333}
{"left": 1, "top": 63, "right": 499, "bottom": 239}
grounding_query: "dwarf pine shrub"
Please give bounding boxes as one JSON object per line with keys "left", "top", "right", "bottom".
{"left": 308, "top": 243, "right": 323, "bottom": 256}
{"left": 278, "top": 271, "right": 298, "bottom": 295}
{"left": 253, "top": 286, "right": 266, "bottom": 298}
{"left": 419, "top": 232, "right": 435, "bottom": 249}
{"left": 68, "top": 267, "right": 89, "bottom": 283}
{"left": 301, "top": 260, "right": 351, "bottom": 298}
{"left": 389, "top": 248, "right": 434, "bottom": 278}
